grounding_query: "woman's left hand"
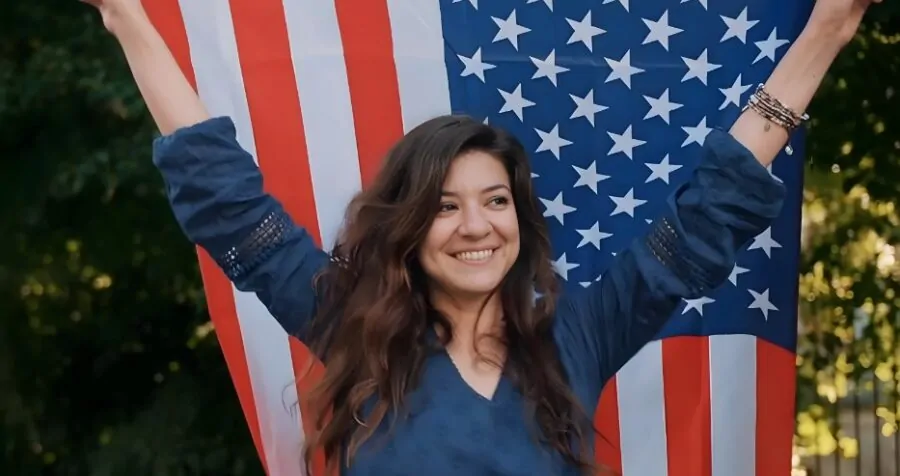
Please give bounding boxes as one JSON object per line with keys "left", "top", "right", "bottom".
{"left": 807, "top": 0, "right": 885, "bottom": 45}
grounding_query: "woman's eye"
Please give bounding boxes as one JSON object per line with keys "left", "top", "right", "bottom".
{"left": 490, "top": 196, "right": 509, "bottom": 206}
{"left": 439, "top": 203, "right": 457, "bottom": 212}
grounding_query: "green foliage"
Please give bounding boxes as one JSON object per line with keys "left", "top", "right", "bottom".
{"left": 0, "top": 0, "right": 897, "bottom": 474}
{"left": 793, "top": 3, "right": 900, "bottom": 465}
{"left": 0, "top": 1, "right": 261, "bottom": 474}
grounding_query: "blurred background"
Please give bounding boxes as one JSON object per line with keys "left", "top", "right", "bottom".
{"left": 1, "top": 2, "right": 899, "bottom": 475}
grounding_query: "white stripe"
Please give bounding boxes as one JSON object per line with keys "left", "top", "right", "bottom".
{"left": 282, "top": 0, "right": 362, "bottom": 250}
{"left": 710, "top": 334, "right": 757, "bottom": 476}
{"left": 616, "top": 341, "right": 669, "bottom": 476}
{"left": 386, "top": 0, "right": 453, "bottom": 131}
{"left": 178, "top": 2, "right": 305, "bottom": 475}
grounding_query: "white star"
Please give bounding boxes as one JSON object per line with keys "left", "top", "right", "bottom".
{"left": 579, "top": 273, "right": 603, "bottom": 288}
{"left": 683, "top": 296, "right": 715, "bottom": 316}
{"left": 540, "top": 192, "right": 576, "bottom": 225}
{"left": 603, "top": 0, "right": 629, "bottom": 12}
{"left": 572, "top": 161, "right": 610, "bottom": 194}
{"left": 457, "top": 48, "right": 495, "bottom": 82}
{"left": 566, "top": 11, "right": 605, "bottom": 51}
{"left": 607, "top": 125, "right": 646, "bottom": 159}
{"left": 681, "top": 0, "right": 708, "bottom": 9}
{"left": 643, "top": 89, "right": 683, "bottom": 124}
{"left": 728, "top": 264, "right": 749, "bottom": 285}
{"left": 526, "top": 0, "right": 553, "bottom": 10}
{"left": 718, "top": 74, "right": 752, "bottom": 110}
{"left": 534, "top": 124, "right": 572, "bottom": 159}
{"left": 552, "top": 253, "right": 579, "bottom": 280}
{"left": 530, "top": 50, "right": 569, "bottom": 86}
{"left": 753, "top": 28, "right": 789, "bottom": 64}
{"left": 604, "top": 50, "right": 644, "bottom": 89}
{"left": 642, "top": 11, "right": 683, "bottom": 51}
{"left": 721, "top": 7, "right": 758, "bottom": 44}
{"left": 747, "top": 227, "right": 781, "bottom": 257}
{"left": 576, "top": 222, "right": 613, "bottom": 250}
{"left": 492, "top": 10, "right": 531, "bottom": 50}
{"left": 681, "top": 49, "right": 721, "bottom": 85}
{"left": 451, "top": 0, "right": 477, "bottom": 8}
{"left": 609, "top": 188, "right": 647, "bottom": 217}
{"left": 498, "top": 84, "right": 535, "bottom": 121}
{"left": 570, "top": 89, "right": 607, "bottom": 125}
{"left": 682, "top": 117, "right": 712, "bottom": 147}
{"left": 644, "top": 155, "right": 682, "bottom": 184}
{"left": 748, "top": 288, "right": 778, "bottom": 320}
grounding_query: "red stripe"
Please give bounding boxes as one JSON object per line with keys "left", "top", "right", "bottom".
{"left": 595, "top": 377, "right": 623, "bottom": 474}
{"left": 756, "top": 340, "right": 796, "bottom": 475}
{"left": 334, "top": 0, "right": 405, "bottom": 187}
{"left": 226, "top": 0, "right": 328, "bottom": 474}
{"left": 141, "top": 1, "right": 268, "bottom": 471}
{"left": 662, "top": 336, "right": 712, "bottom": 476}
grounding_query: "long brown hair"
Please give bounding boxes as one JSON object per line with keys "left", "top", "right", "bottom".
{"left": 301, "top": 115, "right": 598, "bottom": 473}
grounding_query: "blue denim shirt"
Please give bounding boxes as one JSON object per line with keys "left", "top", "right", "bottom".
{"left": 152, "top": 117, "right": 784, "bottom": 475}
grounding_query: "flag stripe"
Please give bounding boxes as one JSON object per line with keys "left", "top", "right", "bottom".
{"left": 229, "top": 0, "right": 325, "bottom": 473}
{"left": 334, "top": 0, "right": 405, "bottom": 187}
{"left": 756, "top": 340, "right": 797, "bottom": 476}
{"left": 147, "top": 0, "right": 272, "bottom": 469}
{"left": 281, "top": 0, "right": 362, "bottom": 252}
{"left": 385, "top": 0, "right": 453, "bottom": 131}
{"left": 710, "top": 334, "right": 757, "bottom": 476}
{"left": 617, "top": 341, "right": 669, "bottom": 475}
{"left": 595, "top": 378, "right": 623, "bottom": 474}
{"left": 182, "top": 1, "right": 308, "bottom": 473}
{"left": 663, "top": 336, "right": 712, "bottom": 476}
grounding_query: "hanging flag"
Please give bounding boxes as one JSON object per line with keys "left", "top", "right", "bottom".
{"left": 143, "top": 0, "right": 807, "bottom": 474}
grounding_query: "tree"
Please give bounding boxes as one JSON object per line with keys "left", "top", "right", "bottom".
{"left": 793, "top": 2, "right": 900, "bottom": 470}
{"left": 0, "top": 1, "right": 261, "bottom": 474}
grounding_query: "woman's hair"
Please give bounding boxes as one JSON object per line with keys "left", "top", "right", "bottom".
{"left": 300, "top": 115, "right": 598, "bottom": 472}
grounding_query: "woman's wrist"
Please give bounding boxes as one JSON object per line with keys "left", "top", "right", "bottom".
{"left": 105, "top": 3, "right": 151, "bottom": 39}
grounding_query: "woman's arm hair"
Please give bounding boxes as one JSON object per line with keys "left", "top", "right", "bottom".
{"left": 730, "top": 3, "right": 872, "bottom": 166}
{"left": 101, "top": 3, "right": 208, "bottom": 135}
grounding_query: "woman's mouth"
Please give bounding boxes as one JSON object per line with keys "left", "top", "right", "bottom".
{"left": 454, "top": 248, "right": 495, "bottom": 263}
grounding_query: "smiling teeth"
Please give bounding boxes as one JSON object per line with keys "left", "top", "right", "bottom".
{"left": 455, "top": 250, "right": 493, "bottom": 262}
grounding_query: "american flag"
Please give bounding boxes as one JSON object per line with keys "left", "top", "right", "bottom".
{"left": 143, "top": 0, "right": 807, "bottom": 474}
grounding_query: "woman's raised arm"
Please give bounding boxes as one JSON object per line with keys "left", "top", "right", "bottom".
{"left": 86, "top": 0, "right": 330, "bottom": 338}
{"left": 552, "top": 0, "right": 881, "bottom": 397}
{"left": 85, "top": 0, "right": 206, "bottom": 134}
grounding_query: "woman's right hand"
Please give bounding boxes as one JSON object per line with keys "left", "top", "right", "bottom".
{"left": 81, "top": 0, "right": 147, "bottom": 35}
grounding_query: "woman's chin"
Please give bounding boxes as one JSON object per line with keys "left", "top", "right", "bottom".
{"left": 445, "top": 278, "right": 504, "bottom": 299}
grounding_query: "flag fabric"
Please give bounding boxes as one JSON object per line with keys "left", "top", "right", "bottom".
{"left": 143, "top": 0, "right": 808, "bottom": 474}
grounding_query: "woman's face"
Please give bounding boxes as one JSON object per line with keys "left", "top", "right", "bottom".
{"left": 417, "top": 150, "right": 521, "bottom": 301}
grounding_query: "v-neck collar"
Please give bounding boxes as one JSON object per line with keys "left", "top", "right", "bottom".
{"left": 427, "top": 326, "right": 511, "bottom": 404}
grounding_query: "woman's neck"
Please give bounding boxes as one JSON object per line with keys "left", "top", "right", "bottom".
{"left": 430, "top": 290, "right": 504, "bottom": 349}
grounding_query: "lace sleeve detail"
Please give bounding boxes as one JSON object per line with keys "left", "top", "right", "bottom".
{"left": 645, "top": 216, "right": 718, "bottom": 298}
{"left": 218, "top": 209, "right": 292, "bottom": 281}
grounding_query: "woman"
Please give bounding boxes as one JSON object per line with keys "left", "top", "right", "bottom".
{"left": 85, "top": 0, "right": 880, "bottom": 474}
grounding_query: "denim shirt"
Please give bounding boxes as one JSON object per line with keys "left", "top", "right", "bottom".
{"left": 152, "top": 117, "right": 785, "bottom": 475}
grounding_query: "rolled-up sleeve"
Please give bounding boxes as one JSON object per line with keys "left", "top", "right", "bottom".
{"left": 553, "top": 128, "right": 786, "bottom": 400}
{"left": 152, "top": 116, "right": 329, "bottom": 338}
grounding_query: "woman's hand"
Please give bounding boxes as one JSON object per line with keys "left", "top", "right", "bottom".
{"left": 807, "top": 0, "right": 884, "bottom": 45}
{"left": 81, "top": 0, "right": 147, "bottom": 35}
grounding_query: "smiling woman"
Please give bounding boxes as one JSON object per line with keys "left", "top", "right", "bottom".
{"left": 82, "top": 0, "right": 885, "bottom": 473}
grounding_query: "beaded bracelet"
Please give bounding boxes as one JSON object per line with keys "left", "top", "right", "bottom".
{"left": 742, "top": 83, "right": 810, "bottom": 155}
